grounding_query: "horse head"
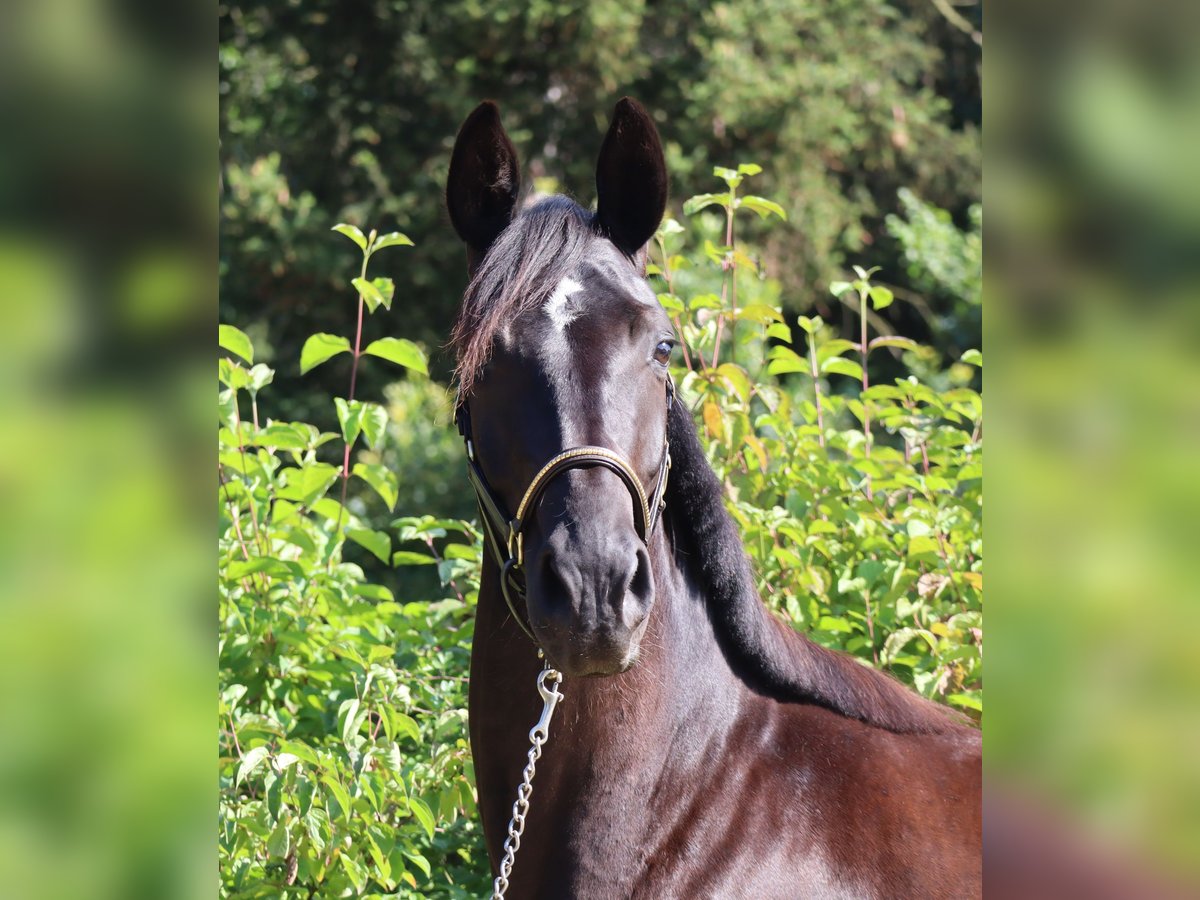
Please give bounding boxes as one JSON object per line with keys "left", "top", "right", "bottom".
{"left": 447, "top": 98, "right": 672, "bottom": 678}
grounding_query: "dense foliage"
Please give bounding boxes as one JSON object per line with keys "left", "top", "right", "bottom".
{"left": 218, "top": 166, "right": 981, "bottom": 895}
{"left": 219, "top": 0, "right": 981, "bottom": 415}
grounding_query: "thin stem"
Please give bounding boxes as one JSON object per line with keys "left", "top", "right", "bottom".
{"left": 727, "top": 202, "right": 737, "bottom": 368}
{"left": 859, "top": 284, "right": 873, "bottom": 500}
{"left": 218, "top": 463, "right": 262, "bottom": 595}
{"left": 227, "top": 712, "right": 243, "bottom": 757}
{"left": 229, "top": 392, "right": 267, "bottom": 556}
{"left": 711, "top": 199, "right": 737, "bottom": 370}
{"left": 333, "top": 251, "right": 371, "bottom": 551}
{"left": 863, "top": 589, "right": 879, "bottom": 665}
{"left": 807, "top": 330, "right": 825, "bottom": 448}
{"left": 424, "top": 535, "right": 465, "bottom": 604}
{"left": 916, "top": 442, "right": 968, "bottom": 611}
{"left": 219, "top": 465, "right": 253, "bottom": 563}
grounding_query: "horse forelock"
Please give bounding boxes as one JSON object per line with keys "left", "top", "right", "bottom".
{"left": 450, "top": 195, "right": 597, "bottom": 396}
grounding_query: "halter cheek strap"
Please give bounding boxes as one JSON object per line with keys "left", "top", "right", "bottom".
{"left": 457, "top": 378, "right": 674, "bottom": 645}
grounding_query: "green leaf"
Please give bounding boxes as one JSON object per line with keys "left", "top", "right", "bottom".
{"left": 869, "top": 336, "right": 920, "bottom": 353}
{"left": 766, "top": 322, "right": 792, "bottom": 342}
{"left": 304, "top": 807, "right": 328, "bottom": 852}
{"left": 372, "top": 277, "right": 395, "bottom": 310}
{"left": 961, "top": 349, "right": 983, "bottom": 366}
{"left": 737, "top": 163, "right": 763, "bottom": 176}
{"left": 353, "top": 462, "right": 398, "bottom": 511}
{"left": 392, "top": 712, "right": 421, "bottom": 743}
{"left": 403, "top": 850, "right": 432, "bottom": 880}
{"left": 820, "top": 357, "right": 864, "bottom": 380}
{"left": 948, "top": 692, "right": 983, "bottom": 712}
{"left": 906, "top": 519, "right": 933, "bottom": 539}
{"left": 236, "top": 745, "right": 270, "bottom": 786}
{"left": 226, "top": 557, "right": 296, "bottom": 581}
{"left": 393, "top": 550, "right": 436, "bottom": 566}
{"left": 275, "top": 752, "right": 301, "bottom": 772}
{"left": 738, "top": 195, "right": 787, "bottom": 220}
{"left": 299, "top": 333, "right": 351, "bottom": 374}
{"left": 218, "top": 389, "right": 236, "bottom": 430}
{"left": 735, "top": 303, "right": 783, "bottom": 324}
{"left": 255, "top": 422, "right": 309, "bottom": 451}
{"left": 817, "top": 616, "right": 854, "bottom": 633}
{"left": 688, "top": 293, "right": 723, "bottom": 311}
{"left": 247, "top": 363, "right": 274, "bottom": 393}
{"left": 907, "top": 535, "right": 941, "bottom": 558}
{"left": 829, "top": 280, "right": 853, "bottom": 298}
{"left": 340, "top": 853, "right": 366, "bottom": 892}
{"left": 712, "top": 166, "right": 741, "bottom": 187}
{"left": 796, "top": 315, "right": 823, "bottom": 334}
{"left": 266, "top": 821, "right": 290, "bottom": 858}
{"left": 359, "top": 401, "right": 389, "bottom": 450}
{"left": 219, "top": 324, "right": 254, "bottom": 363}
{"left": 363, "top": 337, "right": 428, "bottom": 374}
{"left": 339, "top": 697, "right": 367, "bottom": 745}
{"left": 408, "top": 795, "right": 435, "bottom": 839}
{"left": 656, "top": 292, "right": 684, "bottom": 314}
{"left": 817, "top": 339, "right": 860, "bottom": 364}
{"left": 335, "top": 397, "right": 363, "bottom": 446}
{"left": 682, "top": 192, "right": 731, "bottom": 215}
{"left": 331, "top": 223, "right": 368, "bottom": 251}
{"left": 766, "top": 345, "right": 806, "bottom": 375}
{"left": 371, "top": 231, "right": 414, "bottom": 252}
{"left": 277, "top": 463, "right": 339, "bottom": 506}
{"left": 716, "top": 363, "right": 752, "bottom": 403}
{"left": 352, "top": 276, "right": 386, "bottom": 313}
{"left": 219, "top": 358, "right": 249, "bottom": 390}
{"left": 348, "top": 528, "right": 391, "bottom": 563}
{"left": 869, "top": 285, "right": 894, "bottom": 310}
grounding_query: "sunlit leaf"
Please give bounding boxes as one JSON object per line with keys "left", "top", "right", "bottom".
{"left": 219, "top": 324, "right": 254, "bottom": 363}
{"left": 352, "top": 276, "right": 386, "bottom": 313}
{"left": 371, "top": 231, "right": 414, "bottom": 252}
{"left": 236, "top": 745, "right": 270, "bottom": 786}
{"left": 738, "top": 195, "right": 787, "bottom": 220}
{"left": 363, "top": 337, "right": 428, "bottom": 374}
{"left": 348, "top": 528, "right": 391, "bottom": 563}
{"left": 299, "top": 333, "right": 351, "bottom": 374}
{"left": 331, "top": 223, "right": 368, "bottom": 251}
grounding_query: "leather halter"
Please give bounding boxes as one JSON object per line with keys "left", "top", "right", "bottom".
{"left": 456, "top": 378, "right": 674, "bottom": 645}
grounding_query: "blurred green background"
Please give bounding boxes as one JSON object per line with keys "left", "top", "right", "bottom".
{"left": 2, "top": 0, "right": 1199, "bottom": 896}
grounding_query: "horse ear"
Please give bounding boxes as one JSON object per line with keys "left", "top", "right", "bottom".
{"left": 447, "top": 101, "right": 521, "bottom": 255}
{"left": 594, "top": 97, "right": 668, "bottom": 258}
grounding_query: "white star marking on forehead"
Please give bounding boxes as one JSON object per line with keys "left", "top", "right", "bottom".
{"left": 545, "top": 276, "right": 584, "bottom": 331}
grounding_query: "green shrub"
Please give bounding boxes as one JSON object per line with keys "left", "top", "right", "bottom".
{"left": 219, "top": 227, "right": 488, "bottom": 896}
{"left": 654, "top": 165, "right": 982, "bottom": 713}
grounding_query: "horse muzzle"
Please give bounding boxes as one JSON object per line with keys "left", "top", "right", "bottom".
{"left": 525, "top": 532, "right": 654, "bottom": 677}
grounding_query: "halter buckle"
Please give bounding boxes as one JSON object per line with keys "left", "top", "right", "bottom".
{"left": 506, "top": 521, "right": 523, "bottom": 568}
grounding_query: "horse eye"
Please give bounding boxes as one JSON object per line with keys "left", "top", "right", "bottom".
{"left": 653, "top": 340, "right": 673, "bottom": 365}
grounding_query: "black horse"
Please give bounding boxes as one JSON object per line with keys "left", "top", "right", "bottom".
{"left": 446, "top": 98, "right": 981, "bottom": 899}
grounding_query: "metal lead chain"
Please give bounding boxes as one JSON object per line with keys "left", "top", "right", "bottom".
{"left": 491, "top": 663, "right": 564, "bottom": 900}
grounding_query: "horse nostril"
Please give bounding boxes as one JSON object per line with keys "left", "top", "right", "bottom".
{"left": 537, "top": 551, "right": 573, "bottom": 609}
{"left": 628, "top": 546, "right": 652, "bottom": 601}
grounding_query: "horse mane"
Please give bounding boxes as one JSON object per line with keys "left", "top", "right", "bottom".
{"left": 451, "top": 195, "right": 596, "bottom": 396}
{"left": 664, "top": 400, "right": 969, "bottom": 735}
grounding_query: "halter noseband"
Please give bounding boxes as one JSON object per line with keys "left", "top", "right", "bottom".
{"left": 456, "top": 378, "right": 674, "bottom": 645}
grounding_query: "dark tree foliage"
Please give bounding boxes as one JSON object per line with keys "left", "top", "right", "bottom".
{"left": 219, "top": 0, "right": 979, "bottom": 417}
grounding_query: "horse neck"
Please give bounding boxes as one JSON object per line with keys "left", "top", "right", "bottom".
{"left": 469, "top": 524, "right": 740, "bottom": 874}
